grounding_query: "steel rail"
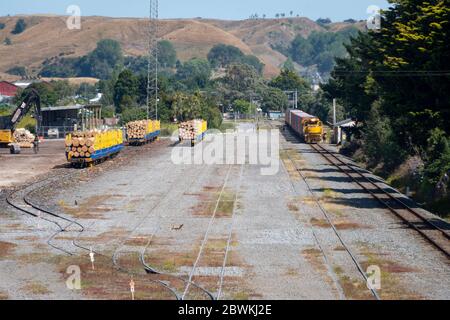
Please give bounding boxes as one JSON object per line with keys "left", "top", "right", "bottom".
{"left": 6, "top": 172, "right": 82, "bottom": 255}
{"left": 277, "top": 121, "right": 381, "bottom": 300}
{"left": 181, "top": 164, "right": 234, "bottom": 300}
{"left": 216, "top": 163, "right": 245, "bottom": 300}
{"left": 110, "top": 146, "right": 216, "bottom": 301}
{"left": 311, "top": 143, "right": 450, "bottom": 260}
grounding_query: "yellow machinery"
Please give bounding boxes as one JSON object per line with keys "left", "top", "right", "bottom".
{"left": 0, "top": 130, "right": 13, "bottom": 145}
{"left": 0, "top": 89, "right": 41, "bottom": 154}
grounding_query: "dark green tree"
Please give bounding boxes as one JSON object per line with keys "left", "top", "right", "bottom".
{"left": 113, "top": 69, "right": 138, "bottom": 113}
{"left": 207, "top": 44, "right": 244, "bottom": 68}
{"left": 6, "top": 66, "right": 27, "bottom": 77}
{"left": 12, "top": 19, "right": 26, "bottom": 35}
{"left": 158, "top": 40, "right": 177, "bottom": 68}
{"left": 261, "top": 87, "right": 289, "bottom": 112}
{"left": 176, "top": 58, "right": 211, "bottom": 90}
{"left": 269, "top": 69, "right": 310, "bottom": 94}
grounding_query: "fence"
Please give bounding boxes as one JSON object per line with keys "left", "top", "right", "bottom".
{"left": 38, "top": 126, "right": 75, "bottom": 139}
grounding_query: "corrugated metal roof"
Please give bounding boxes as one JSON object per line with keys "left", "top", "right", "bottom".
{"left": 41, "top": 104, "right": 101, "bottom": 112}
{"left": 289, "top": 109, "right": 315, "bottom": 118}
{"left": 335, "top": 119, "right": 356, "bottom": 128}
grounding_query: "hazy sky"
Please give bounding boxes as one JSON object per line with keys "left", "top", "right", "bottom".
{"left": 0, "top": 0, "right": 390, "bottom": 21}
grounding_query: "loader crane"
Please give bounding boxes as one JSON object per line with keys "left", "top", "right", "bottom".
{"left": 0, "top": 89, "right": 41, "bottom": 154}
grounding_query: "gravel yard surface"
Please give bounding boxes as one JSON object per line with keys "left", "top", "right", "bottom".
{"left": 0, "top": 123, "right": 448, "bottom": 300}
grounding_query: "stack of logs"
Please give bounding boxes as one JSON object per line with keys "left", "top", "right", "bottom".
{"left": 65, "top": 131, "right": 96, "bottom": 159}
{"left": 13, "top": 128, "right": 35, "bottom": 148}
{"left": 178, "top": 120, "right": 202, "bottom": 140}
{"left": 126, "top": 120, "right": 148, "bottom": 139}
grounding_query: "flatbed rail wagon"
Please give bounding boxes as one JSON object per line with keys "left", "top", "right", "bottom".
{"left": 65, "top": 129, "right": 124, "bottom": 167}
{"left": 126, "top": 119, "right": 161, "bottom": 146}
{"left": 178, "top": 119, "right": 207, "bottom": 147}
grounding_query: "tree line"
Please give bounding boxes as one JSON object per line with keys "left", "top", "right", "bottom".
{"left": 322, "top": 0, "right": 450, "bottom": 215}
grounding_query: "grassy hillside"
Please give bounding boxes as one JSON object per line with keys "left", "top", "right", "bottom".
{"left": 0, "top": 15, "right": 363, "bottom": 79}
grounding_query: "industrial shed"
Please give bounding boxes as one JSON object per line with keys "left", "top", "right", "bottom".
{"left": 39, "top": 104, "right": 102, "bottom": 139}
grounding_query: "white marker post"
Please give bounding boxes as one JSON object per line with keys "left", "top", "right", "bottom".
{"left": 89, "top": 247, "right": 95, "bottom": 270}
{"left": 130, "top": 279, "right": 135, "bottom": 301}
{"left": 37, "top": 212, "right": 41, "bottom": 229}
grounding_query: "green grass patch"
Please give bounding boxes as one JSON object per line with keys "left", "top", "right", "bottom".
{"left": 160, "top": 122, "right": 178, "bottom": 137}
{"left": 219, "top": 122, "right": 236, "bottom": 132}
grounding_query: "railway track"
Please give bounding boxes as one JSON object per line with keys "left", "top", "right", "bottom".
{"left": 4, "top": 143, "right": 189, "bottom": 300}
{"left": 310, "top": 143, "right": 450, "bottom": 260}
{"left": 181, "top": 164, "right": 246, "bottom": 300}
{"left": 216, "top": 164, "right": 245, "bottom": 300}
{"left": 273, "top": 121, "right": 381, "bottom": 300}
{"left": 139, "top": 131, "right": 246, "bottom": 300}
{"left": 6, "top": 171, "right": 85, "bottom": 256}
{"left": 111, "top": 156, "right": 216, "bottom": 301}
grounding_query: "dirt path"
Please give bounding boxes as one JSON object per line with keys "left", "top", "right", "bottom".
{"left": 0, "top": 140, "right": 67, "bottom": 188}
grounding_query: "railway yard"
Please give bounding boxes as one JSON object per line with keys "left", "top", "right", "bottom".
{"left": 0, "top": 121, "right": 449, "bottom": 300}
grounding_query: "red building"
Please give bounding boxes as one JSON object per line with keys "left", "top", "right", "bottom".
{"left": 0, "top": 81, "right": 19, "bottom": 97}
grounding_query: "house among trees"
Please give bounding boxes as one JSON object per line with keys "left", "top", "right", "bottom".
{"left": 0, "top": 81, "right": 19, "bottom": 102}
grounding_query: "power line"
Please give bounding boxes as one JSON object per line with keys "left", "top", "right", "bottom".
{"left": 333, "top": 70, "right": 450, "bottom": 77}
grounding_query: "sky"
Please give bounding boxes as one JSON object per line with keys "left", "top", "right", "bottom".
{"left": 0, "top": 0, "right": 390, "bottom": 21}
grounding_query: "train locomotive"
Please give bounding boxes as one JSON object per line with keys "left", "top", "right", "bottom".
{"left": 285, "top": 109, "right": 324, "bottom": 144}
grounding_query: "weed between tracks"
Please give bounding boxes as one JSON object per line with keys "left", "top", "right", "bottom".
{"left": 59, "top": 195, "right": 113, "bottom": 219}
{"left": 302, "top": 248, "right": 327, "bottom": 273}
{"left": 21, "top": 282, "right": 51, "bottom": 295}
{"left": 191, "top": 186, "right": 237, "bottom": 218}
{"left": 0, "top": 241, "right": 17, "bottom": 258}
{"left": 310, "top": 218, "right": 370, "bottom": 230}
{"left": 333, "top": 266, "right": 373, "bottom": 300}
{"left": 146, "top": 236, "right": 241, "bottom": 272}
{"left": 53, "top": 253, "right": 175, "bottom": 300}
{"left": 360, "top": 250, "right": 421, "bottom": 300}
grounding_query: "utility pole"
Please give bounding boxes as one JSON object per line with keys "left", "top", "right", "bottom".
{"left": 333, "top": 98, "right": 337, "bottom": 144}
{"left": 295, "top": 90, "right": 298, "bottom": 109}
{"left": 333, "top": 98, "right": 337, "bottom": 128}
{"left": 147, "top": 0, "right": 159, "bottom": 120}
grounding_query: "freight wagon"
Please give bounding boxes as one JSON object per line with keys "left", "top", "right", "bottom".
{"left": 126, "top": 120, "right": 161, "bottom": 146}
{"left": 65, "top": 129, "right": 124, "bottom": 168}
{"left": 286, "top": 109, "right": 324, "bottom": 144}
{"left": 179, "top": 119, "right": 208, "bottom": 147}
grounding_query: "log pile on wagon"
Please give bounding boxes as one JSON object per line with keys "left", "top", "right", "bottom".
{"left": 65, "top": 131, "right": 97, "bottom": 159}
{"left": 178, "top": 120, "right": 203, "bottom": 140}
{"left": 126, "top": 120, "right": 148, "bottom": 140}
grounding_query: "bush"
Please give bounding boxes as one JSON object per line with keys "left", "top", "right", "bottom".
{"left": 4, "top": 37, "right": 12, "bottom": 45}
{"left": 39, "top": 39, "right": 123, "bottom": 79}
{"left": 6, "top": 66, "right": 26, "bottom": 77}
{"left": 0, "top": 23, "right": 5, "bottom": 30}
{"left": 120, "top": 107, "right": 146, "bottom": 124}
{"left": 12, "top": 19, "right": 26, "bottom": 35}
{"left": 423, "top": 128, "right": 450, "bottom": 186}
{"left": 362, "top": 102, "right": 407, "bottom": 172}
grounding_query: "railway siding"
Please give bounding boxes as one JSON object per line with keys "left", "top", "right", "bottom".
{"left": 0, "top": 123, "right": 449, "bottom": 299}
